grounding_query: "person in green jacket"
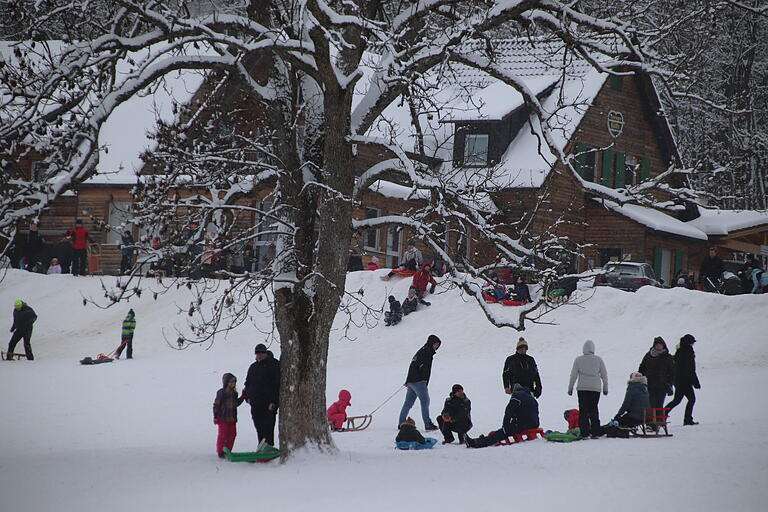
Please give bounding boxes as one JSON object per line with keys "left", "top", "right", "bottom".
{"left": 116, "top": 309, "right": 136, "bottom": 359}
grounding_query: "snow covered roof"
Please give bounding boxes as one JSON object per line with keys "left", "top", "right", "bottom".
{"left": 687, "top": 207, "right": 768, "bottom": 236}
{"left": 367, "top": 180, "right": 430, "bottom": 201}
{"left": 593, "top": 198, "right": 708, "bottom": 240}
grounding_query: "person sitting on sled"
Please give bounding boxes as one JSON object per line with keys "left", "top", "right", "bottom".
{"left": 436, "top": 384, "right": 472, "bottom": 444}
{"left": 327, "top": 389, "right": 352, "bottom": 431}
{"left": 213, "top": 373, "right": 245, "bottom": 458}
{"left": 381, "top": 240, "right": 423, "bottom": 280}
{"left": 367, "top": 256, "right": 380, "bottom": 271}
{"left": 402, "top": 287, "right": 421, "bottom": 316}
{"left": 385, "top": 295, "right": 403, "bottom": 326}
{"left": 464, "top": 384, "right": 539, "bottom": 448}
{"left": 611, "top": 372, "right": 651, "bottom": 428}
{"left": 483, "top": 271, "right": 507, "bottom": 301}
{"left": 411, "top": 262, "right": 437, "bottom": 302}
{"left": 512, "top": 276, "right": 531, "bottom": 303}
{"left": 395, "top": 417, "right": 436, "bottom": 449}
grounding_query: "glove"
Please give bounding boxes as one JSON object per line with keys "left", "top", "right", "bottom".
{"left": 504, "top": 387, "right": 512, "bottom": 395}
{"left": 430, "top": 284, "right": 436, "bottom": 294}
{"left": 567, "top": 390, "right": 573, "bottom": 396}
{"left": 693, "top": 383, "right": 701, "bottom": 390}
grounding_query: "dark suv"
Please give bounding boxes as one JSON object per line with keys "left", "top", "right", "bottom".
{"left": 593, "top": 262, "right": 663, "bottom": 292}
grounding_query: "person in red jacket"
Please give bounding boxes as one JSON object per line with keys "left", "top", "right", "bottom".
{"left": 327, "top": 389, "right": 352, "bottom": 431}
{"left": 68, "top": 219, "right": 93, "bottom": 276}
{"left": 213, "top": 373, "right": 245, "bottom": 458}
{"left": 411, "top": 262, "right": 437, "bottom": 299}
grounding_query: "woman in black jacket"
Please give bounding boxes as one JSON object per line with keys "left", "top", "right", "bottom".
{"left": 665, "top": 334, "right": 701, "bottom": 425}
{"left": 639, "top": 336, "right": 675, "bottom": 410}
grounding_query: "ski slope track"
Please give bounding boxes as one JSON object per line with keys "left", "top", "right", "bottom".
{"left": 0, "top": 269, "right": 766, "bottom": 511}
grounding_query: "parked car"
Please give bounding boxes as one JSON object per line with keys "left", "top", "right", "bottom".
{"left": 593, "top": 262, "right": 663, "bottom": 292}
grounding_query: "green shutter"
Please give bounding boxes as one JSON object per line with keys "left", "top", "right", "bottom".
{"left": 614, "top": 151, "right": 626, "bottom": 189}
{"left": 653, "top": 247, "right": 663, "bottom": 278}
{"left": 610, "top": 75, "right": 622, "bottom": 91}
{"left": 674, "top": 250, "right": 684, "bottom": 275}
{"left": 640, "top": 157, "right": 651, "bottom": 182}
{"left": 575, "top": 143, "right": 589, "bottom": 178}
{"left": 601, "top": 149, "right": 614, "bottom": 188}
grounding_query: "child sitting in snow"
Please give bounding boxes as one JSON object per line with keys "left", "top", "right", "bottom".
{"left": 402, "top": 287, "right": 420, "bottom": 316}
{"left": 395, "top": 417, "right": 437, "bottom": 449}
{"left": 327, "top": 389, "right": 352, "bottom": 431}
{"left": 213, "top": 373, "right": 245, "bottom": 458}
{"left": 384, "top": 295, "right": 402, "bottom": 326}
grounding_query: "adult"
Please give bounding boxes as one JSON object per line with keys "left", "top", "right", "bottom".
{"left": 120, "top": 231, "right": 135, "bottom": 275}
{"left": 747, "top": 268, "right": 768, "bottom": 294}
{"left": 612, "top": 372, "right": 651, "bottom": 428}
{"left": 638, "top": 336, "right": 675, "bottom": 410}
{"left": 68, "top": 219, "right": 93, "bottom": 276}
{"left": 411, "top": 262, "right": 437, "bottom": 300}
{"left": 115, "top": 309, "right": 136, "bottom": 359}
{"left": 502, "top": 337, "right": 542, "bottom": 398}
{"left": 55, "top": 233, "right": 74, "bottom": 274}
{"left": 436, "top": 384, "right": 472, "bottom": 444}
{"left": 243, "top": 241, "right": 254, "bottom": 273}
{"left": 513, "top": 276, "right": 531, "bottom": 303}
{"left": 381, "top": 240, "right": 424, "bottom": 280}
{"left": 398, "top": 335, "right": 441, "bottom": 431}
{"left": 244, "top": 344, "right": 281, "bottom": 446}
{"left": 665, "top": 334, "right": 701, "bottom": 426}
{"left": 7, "top": 300, "right": 37, "bottom": 360}
{"left": 699, "top": 247, "right": 724, "bottom": 292}
{"left": 568, "top": 339, "right": 608, "bottom": 438}
{"left": 24, "top": 223, "right": 44, "bottom": 272}
{"left": 464, "top": 384, "right": 539, "bottom": 448}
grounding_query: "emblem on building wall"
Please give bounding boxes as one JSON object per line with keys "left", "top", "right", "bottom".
{"left": 607, "top": 111, "right": 625, "bottom": 138}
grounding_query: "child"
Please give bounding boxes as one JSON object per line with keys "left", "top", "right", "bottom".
{"left": 402, "top": 287, "right": 419, "bottom": 316}
{"left": 46, "top": 258, "right": 62, "bottom": 274}
{"left": 384, "top": 295, "right": 402, "bottom": 326}
{"left": 437, "top": 384, "right": 472, "bottom": 444}
{"left": 395, "top": 417, "right": 437, "bottom": 449}
{"left": 213, "top": 373, "right": 245, "bottom": 458}
{"left": 564, "top": 409, "right": 580, "bottom": 430}
{"left": 367, "top": 256, "right": 380, "bottom": 271}
{"left": 327, "top": 389, "right": 352, "bottom": 431}
{"left": 115, "top": 309, "right": 136, "bottom": 359}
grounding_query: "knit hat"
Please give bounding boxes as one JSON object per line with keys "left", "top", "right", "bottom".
{"left": 14, "top": 299, "right": 23, "bottom": 309}
{"left": 388, "top": 295, "right": 396, "bottom": 303}
{"left": 427, "top": 334, "right": 441, "bottom": 346}
{"left": 681, "top": 334, "right": 696, "bottom": 346}
{"left": 517, "top": 337, "right": 528, "bottom": 349}
{"left": 451, "top": 384, "right": 464, "bottom": 393}
{"left": 254, "top": 343, "right": 268, "bottom": 354}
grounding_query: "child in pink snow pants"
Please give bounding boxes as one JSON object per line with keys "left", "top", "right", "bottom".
{"left": 213, "top": 373, "right": 245, "bottom": 457}
{"left": 327, "top": 389, "right": 352, "bottom": 431}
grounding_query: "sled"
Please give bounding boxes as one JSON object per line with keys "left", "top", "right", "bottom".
{"left": 223, "top": 445, "right": 280, "bottom": 462}
{"left": 396, "top": 438, "right": 437, "bottom": 450}
{"left": 633, "top": 408, "right": 672, "bottom": 438}
{"left": 1, "top": 351, "right": 28, "bottom": 360}
{"left": 80, "top": 355, "right": 114, "bottom": 365}
{"left": 482, "top": 295, "right": 526, "bottom": 307}
{"left": 391, "top": 269, "right": 417, "bottom": 277}
{"left": 544, "top": 429, "right": 582, "bottom": 443}
{"left": 494, "top": 428, "right": 545, "bottom": 446}
{"left": 329, "top": 415, "right": 373, "bottom": 432}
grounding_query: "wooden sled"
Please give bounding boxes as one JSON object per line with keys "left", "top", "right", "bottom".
{"left": 1, "top": 351, "right": 27, "bottom": 360}
{"left": 329, "top": 415, "right": 373, "bottom": 432}
{"left": 632, "top": 408, "right": 673, "bottom": 438}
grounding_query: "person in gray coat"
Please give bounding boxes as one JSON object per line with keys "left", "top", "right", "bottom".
{"left": 613, "top": 372, "right": 651, "bottom": 427}
{"left": 568, "top": 340, "right": 608, "bottom": 438}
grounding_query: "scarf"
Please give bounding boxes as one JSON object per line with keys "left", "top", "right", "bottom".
{"left": 649, "top": 347, "right": 666, "bottom": 358}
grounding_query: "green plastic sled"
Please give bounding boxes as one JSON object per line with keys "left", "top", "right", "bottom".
{"left": 223, "top": 445, "right": 280, "bottom": 462}
{"left": 544, "top": 428, "right": 582, "bottom": 443}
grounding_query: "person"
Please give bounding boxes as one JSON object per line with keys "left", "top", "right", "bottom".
{"left": 24, "top": 223, "right": 44, "bottom": 271}
{"left": 68, "top": 219, "right": 93, "bottom": 276}
{"left": 564, "top": 409, "right": 580, "bottom": 430}
{"left": 120, "top": 231, "right": 135, "bottom": 275}
{"left": 699, "top": 247, "right": 724, "bottom": 292}
{"left": 436, "top": 384, "right": 472, "bottom": 444}
{"left": 7, "top": 300, "right": 37, "bottom": 360}
{"left": 367, "top": 256, "right": 380, "bottom": 271}
{"left": 512, "top": 276, "right": 531, "bottom": 303}
{"left": 411, "top": 262, "right": 437, "bottom": 300}
{"left": 401, "top": 287, "right": 420, "bottom": 316}
{"left": 327, "top": 389, "right": 352, "bottom": 431}
{"left": 612, "top": 372, "right": 651, "bottom": 427}
{"left": 244, "top": 344, "right": 281, "bottom": 446}
{"left": 395, "top": 417, "right": 435, "bottom": 447}
{"left": 398, "top": 335, "right": 441, "bottom": 431}
{"left": 384, "top": 295, "right": 402, "bottom": 326}
{"left": 502, "top": 337, "right": 543, "bottom": 398}
{"left": 115, "top": 309, "right": 136, "bottom": 359}
{"left": 746, "top": 267, "right": 768, "bottom": 293}
{"left": 347, "top": 248, "right": 363, "bottom": 271}
{"left": 213, "top": 373, "right": 245, "bottom": 458}
{"left": 381, "top": 240, "right": 423, "bottom": 279}
{"left": 638, "top": 336, "right": 675, "bottom": 410}
{"left": 55, "top": 233, "right": 74, "bottom": 274}
{"left": 243, "top": 241, "right": 254, "bottom": 273}
{"left": 229, "top": 243, "right": 245, "bottom": 274}
{"left": 674, "top": 269, "right": 694, "bottom": 289}
{"left": 465, "top": 383, "right": 539, "bottom": 448}
{"left": 46, "top": 258, "right": 62, "bottom": 274}
{"left": 665, "top": 334, "right": 700, "bottom": 425}
{"left": 568, "top": 339, "right": 608, "bottom": 438}
{"left": 483, "top": 271, "right": 506, "bottom": 301}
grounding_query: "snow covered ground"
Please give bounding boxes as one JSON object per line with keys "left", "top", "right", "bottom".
{"left": 1, "top": 268, "right": 767, "bottom": 511}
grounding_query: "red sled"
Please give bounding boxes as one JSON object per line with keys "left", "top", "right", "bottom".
{"left": 493, "top": 428, "right": 545, "bottom": 446}
{"left": 391, "top": 269, "right": 417, "bottom": 277}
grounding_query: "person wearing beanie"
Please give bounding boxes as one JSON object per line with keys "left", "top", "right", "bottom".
{"left": 213, "top": 373, "right": 245, "bottom": 457}
{"left": 6, "top": 300, "right": 37, "bottom": 360}
{"left": 465, "top": 383, "right": 539, "bottom": 448}
{"left": 384, "top": 295, "right": 402, "bottom": 326}
{"left": 395, "top": 417, "right": 428, "bottom": 444}
{"left": 665, "top": 334, "right": 701, "bottom": 425}
{"left": 638, "top": 336, "right": 675, "bottom": 410}
{"left": 115, "top": 309, "right": 136, "bottom": 359}
{"left": 612, "top": 372, "right": 651, "bottom": 427}
{"left": 436, "top": 384, "right": 472, "bottom": 444}
{"left": 327, "top": 389, "right": 352, "bottom": 431}
{"left": 244, "top": 343, "right": 281, "bottom": 445}
{"left": 502, "top": 336, "right": 543, "bottom": 398}
{"left": 568, "top": 340, "right": 608, "bottom": 438}
{"left": 399, "top": 335, "right": 442, "bottom": 431}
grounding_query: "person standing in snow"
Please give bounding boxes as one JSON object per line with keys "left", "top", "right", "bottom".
{"left": 327, "top": 389, "right": 352, "bottom": 431}
{"left": 436, "top": 384, "right": 472, "bottom": 444}
{"left": 120, "top": 231, "right": 135, "bottom": 275}
{"left": 398, "top": 335, "right": 441, "bottom": 431}
{"left": 115, "top": 309, "right": 136, "bottom": 359}
{"left": 68, "top": 219, "right": 93, "bottom": 276}
{"left": 502, "top": 337, "right": 542, "bottom": 398}
{"left": 665, "top": 334, "right": 701, "bottom": 425}
{"left": 699, "top": 247, "right": 724, "bottom": 292}
{"left": 464, "top": 383, "right": 539, "bottom": 448}
{"left": 213, "top": 373, "right": 245, "bottom": 458}
{"left": 638, "top": 336, "right": 675, "bottom": 410}
{"left": 612, "top": 372, "right": 651, "bottom": 427}
{"left": 568, "top": 340, "right": 608, "bottom": 438}
{"left": 244, "top": 344, "right": 281, "bottom": 446}
{"left": 6, "top": 300, "right": 37, "bottom": 360}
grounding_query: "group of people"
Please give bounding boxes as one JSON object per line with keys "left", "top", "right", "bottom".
{"left": 383, "top": 261, "right": 438, "bottom": 326}
{"left": 482, "top": 270, "right": 532, "bottom": 303}
{"left": 16, "top": 219, "right": 94, "bottom": 276}
{"left": 697, "top": 247, "right": 767, "bottom": 294}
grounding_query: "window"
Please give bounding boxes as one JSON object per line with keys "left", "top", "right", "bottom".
{"left": 624, "top": 155, "right": 639, "bottom": 187}
{"left": 364, "top": 208, "right": 380, "bottom": 251}
{"left": 599, "top": 248, "right": 622, "bottom": 266}
{"left": 601, "top": 151, "right": 640, "bottom": 189}
{"left": 574, "top": 143, "right": 596, "bottom": 182}
{"left": 653, "top": 247, "right": 672, "bottom": 285}
{"left": 463, "top": 134, "right": 489, "bottom": 166}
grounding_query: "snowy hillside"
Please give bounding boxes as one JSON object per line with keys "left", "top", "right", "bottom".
{"left": 1, "top": 269, "right": 766, "bottom": 511}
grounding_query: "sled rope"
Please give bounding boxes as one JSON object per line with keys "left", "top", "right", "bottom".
{"left": 367, "top": 385, "right": 405, "bottom": 416}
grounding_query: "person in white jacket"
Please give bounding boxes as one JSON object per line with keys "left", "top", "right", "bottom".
{"left": 568, "top": 340, "right": 608, "bottom": 438}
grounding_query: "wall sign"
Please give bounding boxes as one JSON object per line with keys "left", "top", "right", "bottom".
{"left": 607, "top": 111, "right": 625, "bottom": 138}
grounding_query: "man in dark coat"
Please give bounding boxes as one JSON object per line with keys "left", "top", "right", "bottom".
{"left": 699, "top": 247, "right": 724, "bottom": 291}
{"left": 639, "top": 336, "right": 675, "bottom": 409}
{"left": 502, "top": 337, "right": 542, "bottom": 398}
{"left": 7, "top": 300, "right": 37, "bottom": 360}
{"left": 665, "top": 334, "right": 701, "bottom": 425}
{"left": 465, "top": 384, "right": 539, "bottom": 448}
{"left": 24, "top": 223, "right": 44, "bottom": 271}
{"left": 244, "top": 344, "right": 281, "bottom": 446}
{"left": 55, "top": 233, "right": 74, "bottom": 274}
{"left": 436, "top": 384, "right": 472, "bottom": 444}
{"left": 120, "top": 231, "right": 135, "bottom": 275}
{"left": 398, "top": 335, "right": 441, "bottom": 430}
